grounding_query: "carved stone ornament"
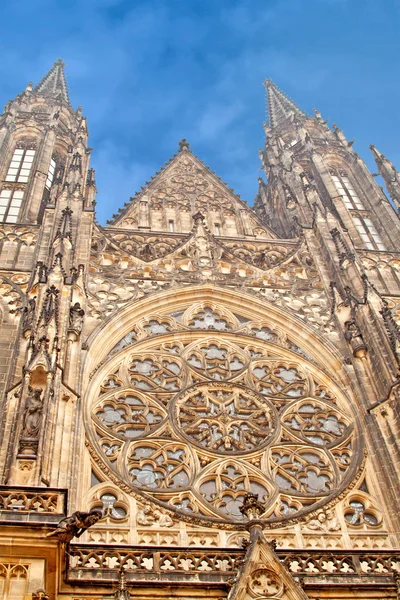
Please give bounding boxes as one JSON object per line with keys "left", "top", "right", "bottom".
{"left": 114, "top": 568, "right": 131, "bottom": 600}
{"left": 22, "top": 296, "right": 37, "bottom": 334}
{"left": 239, "top": 493, "right": 266, "bottom": 520}
{"left": 32, "top": 590, "right": 50, "bottom": 600}
{"left": 86, "top": 314, "right": 363, "bottom": 528}
{"left": 45, "top": 508, "right": 102, "bottom": 543}
{"left": 248, "top": 568, "right": 284, "bottom": 598}
{"left": 18, "top": 386, "right": 44, "bottom": 455}
{"left": 69, "top": 301, "right": 85, "bottom": 334}
{"left": 136, "top": 502, "right": 174, "bottom": 527}
{"left": 21, "top": 387, "right": 43, "bottom": 438}
{"left": 304, "top": 509, "right": 340, "bottom": 531}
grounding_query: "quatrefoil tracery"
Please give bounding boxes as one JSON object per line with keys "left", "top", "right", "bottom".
{"left": 89, "top": 325, "right": 361, "bottom": 525}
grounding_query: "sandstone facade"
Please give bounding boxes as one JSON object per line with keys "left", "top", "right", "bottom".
{"left": 0, "top": 61, "right": 400, "bottom": 599}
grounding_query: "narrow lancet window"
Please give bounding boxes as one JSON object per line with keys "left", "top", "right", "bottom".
{"left": 0, "top": 189, "right": 24, "bottom": 223}
{"left": 353, "top": 216, "right": 386, "bottom": 251}
{"left": 331, "top": 173, "right": 364, "bottom": 210}
{"left": 45, "top": 158, "right": 56, "bottom": 190}
{"left": 5, "top": 148, "right": 36, "bottom": 183}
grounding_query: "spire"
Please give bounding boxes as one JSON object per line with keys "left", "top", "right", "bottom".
{"left": 34, "top": 59, "right": 70, "bottom": 104}
{"left": 263, "top": 79, "right": 306, "bottom": 128}
{"left": 370, "top": 144, "right": 400, "bottom": 212}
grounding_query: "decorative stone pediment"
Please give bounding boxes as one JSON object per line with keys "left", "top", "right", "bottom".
{"left": 228, "top": 534, "right": 309, "bottom": 600}
{"left": 108, "top": 145, "right": 277, "bottom": 239}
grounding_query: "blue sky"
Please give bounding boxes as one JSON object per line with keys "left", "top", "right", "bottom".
{"left": 0, "top": 0, "right": 399, "bottom": 224}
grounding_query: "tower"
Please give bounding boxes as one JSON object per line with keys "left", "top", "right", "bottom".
{"left": 0, "top": 63, "right": 400, "bottom": 600}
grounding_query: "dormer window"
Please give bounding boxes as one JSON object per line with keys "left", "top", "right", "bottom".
{"left": 5, "top": 148, "right": 36, "bottom": 183}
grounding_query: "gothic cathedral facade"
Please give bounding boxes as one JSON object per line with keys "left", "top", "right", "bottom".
{"left": 0, "top": 60, "right": 400, "bottom": 600}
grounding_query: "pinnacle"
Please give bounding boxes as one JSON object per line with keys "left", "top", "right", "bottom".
{"left": 263, "top": 78, "right": 306, "bottom": 129}
{"left": 34, "top": 59, "right": 70, "bottom": 105}
{"left": 178, "top": 138, "right": 190, "bottom": 152}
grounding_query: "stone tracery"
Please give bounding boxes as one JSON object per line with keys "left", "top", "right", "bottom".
{"left": 87, "top": 301, "right": 362, "bottom": 527}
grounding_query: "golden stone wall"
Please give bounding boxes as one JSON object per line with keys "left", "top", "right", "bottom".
{"left": 1, "top": 66, "right": 400, "bottom": 599}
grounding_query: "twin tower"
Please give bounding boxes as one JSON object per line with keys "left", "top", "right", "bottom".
{"left": 0, "top": 60, "right": 400, "bottom": 600}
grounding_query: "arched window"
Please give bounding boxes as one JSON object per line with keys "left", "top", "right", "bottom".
{"left": 353, "top": 215, "right": 386, "bottom": 251}
{"left": 331, "top": 172, "right": 364, "bottom": 210}
{"left": 5, "top": 147, "right": 36, "bottom": 183}
{"left": 1, "top": 143, "right": 36, "bottom": 223}
{"left": 45, "top": 157, "right": 56, "bottom": 190}
{"left": 331, "top": 171, "right": 386, "bottom": 251}
{"left": 0, "top": 189, "right": 24, "bottom": 223}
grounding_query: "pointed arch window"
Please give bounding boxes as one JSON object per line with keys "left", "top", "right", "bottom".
{"left": 0, "top": 189, "right": 24, "bottom": 223}
{"left": 5, "top": 148, "right": 36, "bottom": 183}
{"left": 45, "top": 157, "right": 56, "bottom": 190}
{"left": 331, "top": 173, "right": 364, "bottom": 210}
{"left": 352, "top": 215, "right": 386, "bottom": 251}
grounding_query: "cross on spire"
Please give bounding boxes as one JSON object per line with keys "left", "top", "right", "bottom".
{"left": 34, "top": 58, "right": 70, "bottom": 104}
{"left": 264, "top": 79, "right": 306, "bottom": 128}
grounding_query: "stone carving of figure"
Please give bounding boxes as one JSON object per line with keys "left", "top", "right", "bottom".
{"left": 45, "top": 508, "right": 102, "bottom": 543}
{"left": 344, "top": 319, "right": 367, "bottom": 358}
{"left": 21, "top": 387, "right": 43, "bottom": 439}
{"left": 136, "top": 503, "right": 153, "bottom": 526}
{"left": 306, "top": 510, "right": 340, "bottom": 532}
{"left": 188, "top": 214, "right": 221, "bottom": 268}
{"left": 22, "top": 297, "right": 36, "bottom": 332}
{"left": 153, "top": 508, "right": 173, "bottom": 527}
{"left": 136, "top": 503, "right": 173, "bottom": 527}
{"left": 141, "top": 244, "right": 154, "bottom": 261}
{"left": 69, "top": 302, "right": 85, "bottom": 333}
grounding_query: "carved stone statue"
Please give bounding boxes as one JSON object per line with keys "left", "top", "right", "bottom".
{"left": 141, "top": 243, "right": 155, "bottom": 261}
{"left": 69, "top": 302, "right": 85, "bottom": 333}
{"left": 45, "top": 508, "right": 102, "bottom": 543}
{"left": 32, "top": 590, "right": 49, "bottom": 600}
{"left": 344, "top": 319, "right": 367, "bottom": 358}
{"left": 305, "top": 510, "right": 340, "bottom": 532}
{"left": 22, "top": 297, "right": 36, "bottom": 332}
{"left": 21, "top": 387, "right": 43, "bottom": 439}
{"left": 136, "top": 503, "right": 173, "bottom": 527}
{"left": 187, "top": 214, "right": 220, "bottom": 267}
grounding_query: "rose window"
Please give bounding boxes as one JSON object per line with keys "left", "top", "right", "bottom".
{"left": 175, "top": 382, "right": 277, "bottom": 454}
{"left": 87, "top": 319, "right": 362, "bottom": 527}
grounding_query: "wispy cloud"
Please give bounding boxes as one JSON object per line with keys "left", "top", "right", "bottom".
{"left": 0, "top": 0, "right": 399, "bottom": 222}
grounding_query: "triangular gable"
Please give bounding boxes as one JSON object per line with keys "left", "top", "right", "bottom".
{"left": 229, "top": 533, "right": 309, "bottom": 600}
{"left": 108, "top": 142, "right": 277, "bottom": 239}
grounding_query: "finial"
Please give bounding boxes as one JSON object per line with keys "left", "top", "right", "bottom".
{"left": 114, "top": 567, "right": 130, "bottom": 600}
{"left": 178, "top": 138, "right": 190, "bottom": 152}
{"left": 192, "top": 211, "right": 205, "bottom": 224}
{"left": 26, "top": 82, "right": 33, "bottom": 92}
{"left": 239, "top": 492, "right": 265, "bottom": 520}
{"left": 56, "top": 58, "right": 66, "bottom": 66}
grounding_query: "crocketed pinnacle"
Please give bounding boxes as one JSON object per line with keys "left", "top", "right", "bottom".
{"left": 34, "top": 58, "right": 70, "bottom": 104}
{"left": 264, "top": 79, "right": 306, "bottom": 128}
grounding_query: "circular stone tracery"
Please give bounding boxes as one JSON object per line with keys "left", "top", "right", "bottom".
{"left": 174, "top": 382, "right": 278, "bottom": 454}
{"left": 87, "top": 322, "right": 362, "bottom": 527}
